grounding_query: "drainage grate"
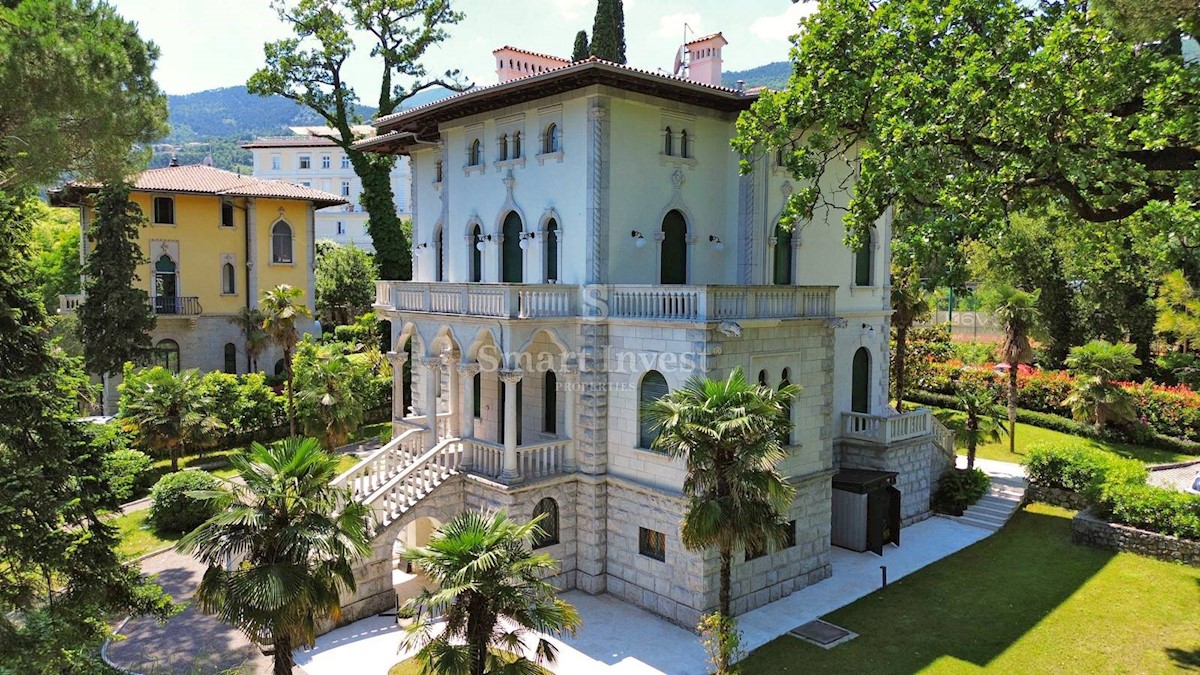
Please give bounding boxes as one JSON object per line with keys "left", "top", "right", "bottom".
{"left": 788, "top": 619, "right": 857, "bottom": 648}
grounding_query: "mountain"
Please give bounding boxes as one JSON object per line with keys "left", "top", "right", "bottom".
{"left": 164, "top": 85, "right": 452, "bottom": 142}
{"left": 722, "top": 61, "right": 792, "bottom": 91}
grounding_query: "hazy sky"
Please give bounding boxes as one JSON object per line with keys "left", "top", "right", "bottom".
{"left": 108, "top": 0, "right": 814, "bottom": 96}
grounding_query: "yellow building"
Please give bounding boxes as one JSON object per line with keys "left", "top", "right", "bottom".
{"left": 53, "top": 162, "right": 346, "bottom": 409}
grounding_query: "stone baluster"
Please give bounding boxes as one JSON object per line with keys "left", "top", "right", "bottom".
{"left": 456, "top": 361, "right": 481, "bottom": 469}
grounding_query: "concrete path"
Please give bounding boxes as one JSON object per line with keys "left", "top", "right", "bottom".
{"left": 107, "top": 549, "right": 272, "bottom": 675}
{"left": 296, "top": 516, "right": 992, "bottom": 675}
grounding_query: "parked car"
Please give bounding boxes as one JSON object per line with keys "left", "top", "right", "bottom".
{"left": 1188, "top": 473, "right": 1200, "bottom": 495}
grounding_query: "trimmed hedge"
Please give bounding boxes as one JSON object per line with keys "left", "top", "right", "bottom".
{"left": 148, "top": 470, "right": 223, "bottom": 535}
{"left": 1024, "top": 442, "right": 1200, "bottom": 540}
{"left": 906, "top": 389, "right": 1200, "bottom": 456}
{"left": 932, "top": 468, "right": 990, "bottom": 515}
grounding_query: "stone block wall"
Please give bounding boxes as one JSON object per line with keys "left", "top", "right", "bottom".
{"left": 1027, "top": 484, "right": 1090, "bottom": 511}
{"left": 1072, "top": 509, "right": 1200, "bottom": 566}
{"left": 837, "top": 436, "right": 948, "bottom": 525}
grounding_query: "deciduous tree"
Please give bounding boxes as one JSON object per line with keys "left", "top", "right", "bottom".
{"left": 315, "top": 240, "right": 376, "bottom": 326}
{"left": 249, "top": 0, "right": 467, "bottom": 281}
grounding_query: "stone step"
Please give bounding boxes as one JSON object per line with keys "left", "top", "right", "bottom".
{"left": 987, "top": 483, "right": 1027, "bottom": 497}
{"left": 956, "top": 511, "right": 1008, "bottom": 530}
{"left": 966, "top": 501, "right": 1019, "bottom": 519}
{"left": 977, "top": 492, "right": 1022, "bottom": 507}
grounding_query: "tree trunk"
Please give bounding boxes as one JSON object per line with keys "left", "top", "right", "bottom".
{"left": 966, "top": 415, "right": 978, "bottom": 470}
{"left": 894, "top": 327, "right": 908, "bottom": 413}
{"left": 285, "top": 347, "right": 296, "bottom": 437}
{"left": 1008, "top": 362, "right": 1018, "bottom": 455}
{"left": 718, "top": 547, "right": 732, "bottom": 674}
{"left": 170, "top": 449, "right": 179, "bottom": 472}
{"left": 272, "top": 633, "right": 293, "bottom": 675}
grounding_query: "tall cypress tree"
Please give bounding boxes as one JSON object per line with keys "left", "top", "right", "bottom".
{"left": 77, "top": 183, "right": 156, "bottom": 379}
{"left": 572, "top": 30, "right": 589, "bottom": 61}
{"left": 589, "top": 0, "right": 626, "bottom": 64}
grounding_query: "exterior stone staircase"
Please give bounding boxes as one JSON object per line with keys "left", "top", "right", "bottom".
{"left": 950, "top": 477, "right": 1027, "bottom": 531}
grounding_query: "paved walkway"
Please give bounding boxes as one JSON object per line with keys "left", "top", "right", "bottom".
{"left": 107, "top": 549, "right": 272, "bottom": 675}
{"left": 297, "top": 516, "right": 993, "bottom": 675}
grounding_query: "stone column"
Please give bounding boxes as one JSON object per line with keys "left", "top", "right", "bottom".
{"left": 457, "top": 362, "right": 481, "bottom": 470}
{"left": 561, "top": 364, "right": 578, "bottom": 472}
{"left": 445, "top": 348, "right": 461, "bottom": 434}
{"left": 420, "top": 357, "right": 441, "bottom": 450}
{"left": 499, "top": 368, "right": 523, "bottom": 482}
{"left": 386, "top": 350, "right": 409, "bottom": 424}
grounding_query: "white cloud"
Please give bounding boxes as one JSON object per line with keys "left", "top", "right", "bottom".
{"left": 554, "top": 0, "right": 591, "bottom": 20}
{"left": 749, "top": 2, "right": 817, "bottom": 42}
{"left": 654, "top": 12, "right": 705, "bottom": 43}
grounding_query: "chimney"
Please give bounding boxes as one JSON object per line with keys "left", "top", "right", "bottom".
{"left": 169, "top": 155, "right": 179, "bottom": 167}
{"left": 682, "top": 33, "right": 728, "bottom": 87}
{"left": 492, "top": 46, "right": 570, "bottom": 83}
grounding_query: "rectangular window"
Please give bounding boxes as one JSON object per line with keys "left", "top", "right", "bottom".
{"left": 341, "top": 155, "right": 351, "bottom": 169}
{"left": 336, "top": 221, "right": 345, "bottom": 235}
{"left": 152, "top": 196, "right": 174, "bottom": 225}
{"left": 341, "top": 180, "right": 351, "bottom": 197}
{"left": 784, "top": 520, "right": 797, "bottom": 548}
{"left": 301, "top": 181, "right": 311, "bottom": 187}
{"left": 271, "top": 154, "right": 281, "bottom": 170}
{"left": 321, "top": 154, "right": 331, "bottom": 169}
{"left": 745, "top": 542, "right": 766, "bottom": 561}
{"left": 638, "top": 527, "right": 666, "bottom": 562}
{"left": 221, "top": 201, "right": 235, "bottom": 228}
{"left": 299, "top": 155, "right": 311, "bottom": 170}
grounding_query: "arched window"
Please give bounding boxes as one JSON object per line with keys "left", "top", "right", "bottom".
{"left": 544, "top": 219, "right": 559, "bottom": 283}
{"left": 663, "top": 126, "right": 674, "bottom": 156}
{"left": 274, "top": 359, "right": 286, "bottom": 377}
{"left": 854, "top": 228, "right": 874, "bottom": 286}
{"left": 155, "top": 339, "right": 180, "bottom": 373}
{"left": 780, "top": 368, "right": 793, "bottom": 445}
{"left": 543, "top": 370, "right": 558, "bottom": 433}
{"left": 498, "top": 133, "right": 508, "bottom": 161}
{"left": 543, "top": 123, "right": 559, "bottom": 154}
{"left": 271, "top": 221, "right": 293, "bottom": 264}
{"left": 852, "top": 348, "right": 871, "bottom": 414}
{"left": 532, "top": 497, "right": 559, "bottom": 548}
{"left": 470, "top": 223, "right": 483, "bottom": 282}
{"left": 758, "top": 370, "right": 768, "bottom": 386}
{"left": 501, "top": 211, "right": 523, "bottom": 283}
{"left": 223, "top": 343, "right": 237, "bottom": 374}
{"left": 468, "top": 138, "right": 482, "bottom": 166}
{"left": 680, "top": 129, "right": 690, "bottom": 159}
{"left": 774, "top": 222, "right": 793, "bottom": 285}
{"left": 660, "top": 210, "right": 687, "bottom": 285}
{"left": 473, "top": 371, "right": 482, "bottom": 418}
{"left": 433, "top": 224, "right": 445, "bottom": 282}
{"left": 512, "top": 131, "right": 522, "bottom": 159}
{"left": 638, "top": 370, "right": 669, "bottom": 449}
{"left": 775, "top": 147, "right": 786, "bottom": 167}
{"left": 221, "top": 262, "right": 236, "bottom": 294}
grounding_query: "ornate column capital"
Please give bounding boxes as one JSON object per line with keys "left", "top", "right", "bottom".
{"left": 386, "top": 350, "right": 409, "bottom": 367}
{"left": 498, "top": 368, "right": 524, "bottom": 385}
{"left": 457, "top": 361, "right": 482, "bottom": 377}
{"left": 419, "top": 357, "right": 443, "bottom": 371}
{"left": 441, "top": 349, "right": 461, "bottom": 366}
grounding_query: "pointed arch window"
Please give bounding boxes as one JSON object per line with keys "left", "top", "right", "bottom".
{"left": 774, "top": 222, "right": 793, "bottom": 285}
{"left": 544, "top": 218, "right": 559, "bottom": 283}
{"left": 433, "top": 224, "right": 445, "bottom": 282}
{"left": 221, "top": 262, "right": 236, "bottom": 294}
{"left": 680, "top": 129, "right": 690, "bottom": 159}
{"left": 468, "top": 139, "right": 482, "bottom": 166}
{"left": 660, "top": 210, "right": 687, "bottom": 285}
{"left": 498, "top": 133, "right": 509, "bottom": 161}
{"left": 663, "top": 126, "right": 674, "bottom": 156}
{"left": 852, "top": 348, "right": 871, "bottom": 414}
{"left": 512, "top": 131, "right": 522, "bottom": 159}
{"left": 531, "top": 497, "right": 559, "bottom": 548}
{"left": 501, "top": 211, "right": 523, "bottom": 283}
{"left": 470, "top": 223, "right": 483, "bottom": 282}
{"left": 638, "top": 370, "right": 669, "bottom": 449}
{"left": 543, "top": 370, "right": 557, "bottom": 434}
{"left": 271, "top": 221, "right": 293, "bottom": 264}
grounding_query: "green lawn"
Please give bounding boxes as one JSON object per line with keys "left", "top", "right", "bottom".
{"left": 741, "top": 503, "right": 1200, "bottom": 674}
{"left": 931, "top": 408, "right": 1198, "bottom": 465}
{"left": 111, "top": 509, "right": 180, "bottom": 560}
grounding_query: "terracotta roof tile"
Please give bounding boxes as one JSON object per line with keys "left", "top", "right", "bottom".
{"left": 492, "top": 45, "right": 571, "bottom": 63}
{"left": 64, "top": 164, "right": 347, "bottom": 208}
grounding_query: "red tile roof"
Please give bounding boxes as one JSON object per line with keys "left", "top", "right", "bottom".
{"left": 493, "top": 45, "right": 571, "bottom": 63}
{"left": 241, "top": 136, "right": 340, "bottom": 149}
{"left": 60, "top": 164, "right": 347, "bottom": 208}
{"left": 685, "top": 32, "right": 727, "bottom": 47}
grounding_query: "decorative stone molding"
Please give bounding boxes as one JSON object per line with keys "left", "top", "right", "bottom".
{"left": 386, "top": 350, "right": 409, "bottom": 367}
{"left": 418, "top": 357, "right": 443, "bottom": 372}
{"left": 498, "top": 368, "right": 524, "bottom": 384}
{"left": 456, "top": 361, "right": 482, "bottom": 377}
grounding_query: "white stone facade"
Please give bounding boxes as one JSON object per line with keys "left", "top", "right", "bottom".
{"left": 344, "top": 42, "right": 950, "bottom": 631}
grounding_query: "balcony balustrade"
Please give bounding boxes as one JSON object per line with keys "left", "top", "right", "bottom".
{"left": 841, "top": 408, "right": 934, "bottom": 445}
{"left": 58, "top": 294, "right": 202, "bottom": 316}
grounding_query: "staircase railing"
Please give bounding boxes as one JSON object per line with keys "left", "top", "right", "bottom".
{"left": 332, "top": 427, "right": 425, "bottom": 502}
{"left": 931, "top": 414, "right": 957, "bottom": 462}
{"left": 365, "top": 438, "right": 462, "bottom": 529}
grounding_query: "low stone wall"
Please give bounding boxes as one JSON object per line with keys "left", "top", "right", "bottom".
{"left": 837, "top": 436, "right": 950, "bottom": 526}
{"left": 1027, "top": 484, "right": 1090, "bottom": 510}
{"left": 1071, "top": 509, "right": 1200, "bottom": 567}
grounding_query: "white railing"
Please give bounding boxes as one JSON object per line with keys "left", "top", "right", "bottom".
{"left": 374, "top": 282, "right": 837, "bottom": 322}
{"left": 59, "top": 294, "right": 85, "bottom": 313}
{"left": 365, "top": 438, "right": 462, "bottom": 528}
{"left": 841, "top": 408, "right": 933, "bottom": 445}
{"left": 463, "top": 437, "right": 570, "bottom": 481}
{"left": 332, "top": 427, "right": 425, "bottom": 502}
{"left": 931, "top": 414, "right": 956, "bottom": 459}
{"left": 467, "top": 438, "right": 505, "bottom": 478}
{"left": 396, "top": 412, "right": 453, "bottom": 440}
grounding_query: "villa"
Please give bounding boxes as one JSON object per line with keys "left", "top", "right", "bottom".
{"left": 331, "top": 35, "right": 955, "bottom": 629}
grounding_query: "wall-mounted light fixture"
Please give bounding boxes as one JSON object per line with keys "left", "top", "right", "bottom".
{"left": 475, "top": 234, "right": 494, "bottom": 252}
{"left": 631, "top": 230, "right": 647, "bottom": 249}
{"left": 517, "top": 231, "right": 537, "bottom": 250}
{"left": 413, "top": 242, "right": 429, "bottom": 256}
{"left": 709, "top": 235, "right": 724, "bottom": 251}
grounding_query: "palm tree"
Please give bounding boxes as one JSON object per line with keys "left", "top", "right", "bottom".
{"left": 982, "top": 284, "right": 1040, "bottom": 455}
{"left": 934, "top": 383, "right": 1008, "bottom": 470}
{"left": 400, "top": 510, "right": 581, "bottom": 675}
{"left": 118, "top": 366, "right": 224, "bottom": 471}
{"left": 260, "top": 284, "right": 312, "bottom": 435}
{"left": 297, "top": 353, "right": 364, "bottom": 450}
{"left": 1064, "top": 340, "right": 1141, "bottom": 431}
{"left": 642, "top": 367, "right": 797, "bottom": 675}
{"left": 229, "top": 306, "right": 269, "bottom": 372}
{"left": 891, "top": 267, "right": 932, "bottom": 412}
{"left": 176, "top": 437, "right": 371, "bottom": 675}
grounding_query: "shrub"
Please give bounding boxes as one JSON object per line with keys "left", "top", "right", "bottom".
{"left": 199, "top": 370, "right": 243, "bottom": 433}
{"left": 148, "top": 470, "right": 223, "bottom": 534}
{"left": 237, "top": 372, "right": 286, "bottom": 438}
{"left": 1024, "top": 442, "right": 1145, "bottom": 498}
{"left": 932, "top": 468, "right": 990, "bottom": 515}
{"left": 1094, "top": 481, "right": 1200, "bottom": 541}
{"left": 951, "top": 341, "right": 998, "bottom": 365}
{"left": 101, "top": 448, "right": 154, "bottom": 503}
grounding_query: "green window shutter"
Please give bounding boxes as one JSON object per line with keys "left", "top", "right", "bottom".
{"left": 774, "top": 224, "right": 793, "bottom": 285}
{"left": 502, "top": 211, "right": 523, "bottom": 283}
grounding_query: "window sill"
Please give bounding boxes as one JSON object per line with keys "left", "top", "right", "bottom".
{"left": 220, "top": 292, "right": 237, "bottom": 297}
{"left": 152, "top": 222, "right": 176, "bottom": 227}
{"left": 462, "top": 164, "right": 486, "bottom": 176}
{"left": 849, "top": 285, "right": 879, "bottom": 294}
{"left": 659, "top": 154, "right": 698, "bottom": 169}
{"left": 269, "top": 260, "right": 295, "bottom": 267}
{"left": 536, "top": 151, "right": 563, "bottom": 165}
{"left": 493, "top": 158, "right": 527, "bottom": 170}
{"left": 219, "top": 225, "right": 235, "bottom": 229}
